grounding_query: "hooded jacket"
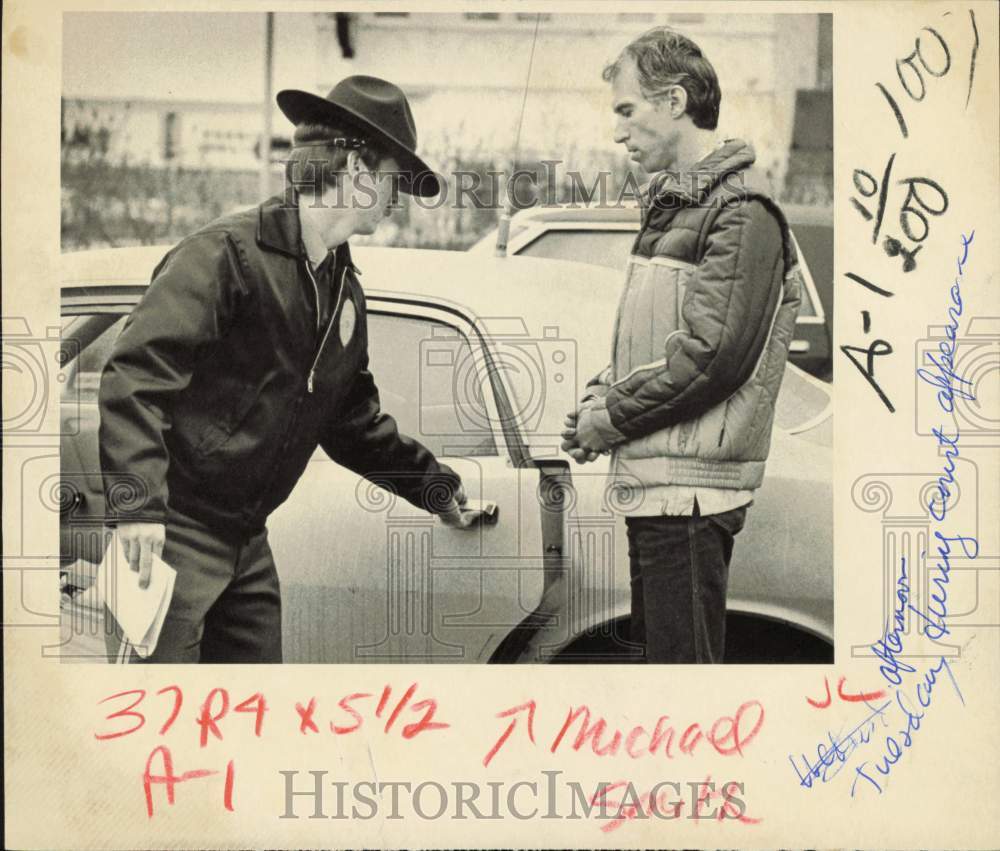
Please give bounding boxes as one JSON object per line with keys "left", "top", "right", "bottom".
{"left": 583, "top": 140, "right": 802, "bottom": 508}
{"left": 98, "top": 195, "right": 460, "bottom": 538}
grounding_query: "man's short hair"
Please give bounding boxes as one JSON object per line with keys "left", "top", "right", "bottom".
{"left": 603, "top": 27, "right": 721, "bottom": 131}
{"left": 285, "top": 122, "right": 386, "bottom": 197}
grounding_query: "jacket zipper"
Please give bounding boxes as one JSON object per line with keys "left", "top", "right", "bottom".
{"left": 242, "top": 256, "right": 350, "bottom": 528}
{"left": 303, "top": 259, "right": 348, "bottom": 393}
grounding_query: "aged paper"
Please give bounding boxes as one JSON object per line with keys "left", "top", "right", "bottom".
{"left": 3, "top": 1, "right": 998, "bottom": 848}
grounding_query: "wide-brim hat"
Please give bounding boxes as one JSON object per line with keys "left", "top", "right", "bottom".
{"left": 277, "top": 75, "right": 440, "bottom": 198}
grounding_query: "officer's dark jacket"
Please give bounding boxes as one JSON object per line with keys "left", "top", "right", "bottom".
{"left": 98, "top": 195, "right": 460, "bottom": 537}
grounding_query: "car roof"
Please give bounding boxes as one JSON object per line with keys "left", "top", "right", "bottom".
{"left": 512, "top": 203, "right": 641, "bottom": 224}
{"left": 507, "top": 201, "right": 832, "bottom": 227}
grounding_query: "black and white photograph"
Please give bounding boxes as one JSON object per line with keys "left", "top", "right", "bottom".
{"left": 5, "top": 1, "right": 1000, "bottom": 848}
{"left": 57, "top": 10, "right": 834, "bottom": 665}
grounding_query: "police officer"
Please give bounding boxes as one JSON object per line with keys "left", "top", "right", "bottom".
{"left": 99, "top": 76, "right": 476, "bottom": 663}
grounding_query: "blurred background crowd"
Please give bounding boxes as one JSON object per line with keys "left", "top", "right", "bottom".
{"left": 62, "top": 11, "right": 832, "bottom": 252}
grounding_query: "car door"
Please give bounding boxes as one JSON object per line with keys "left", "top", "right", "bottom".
{"left": 58, "top": 294, "right": 553, "bottom": 663}
{"left": 60, "top": 307, "right": 132, "bottom": 566}
{"left": 268, "top": 302, "right": 551, "bottom": 663}
{"left": 60, "top": 300, "right": 136, "bottom": 659}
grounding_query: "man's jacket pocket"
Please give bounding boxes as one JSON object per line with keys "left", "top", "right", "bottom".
{"left": 192, "top": 379, "right": 260, "bottom": 456}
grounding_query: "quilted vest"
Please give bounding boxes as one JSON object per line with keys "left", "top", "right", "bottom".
{"left": 606, "top": 162, "right": 802, "bottom": 499}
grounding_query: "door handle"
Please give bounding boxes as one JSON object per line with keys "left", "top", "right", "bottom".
{"left": 464, "top": 500, "right": 499, "bottom": 526}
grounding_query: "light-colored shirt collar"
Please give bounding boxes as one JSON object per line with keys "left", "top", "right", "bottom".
{"left": 298, "top": 204, "right": 333, "bottom": 267}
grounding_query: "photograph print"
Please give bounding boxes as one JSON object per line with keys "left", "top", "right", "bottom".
{"left": 57, "top": 10, "right": 834, "bottom": 665}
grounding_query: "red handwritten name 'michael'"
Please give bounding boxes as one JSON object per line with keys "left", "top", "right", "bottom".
{"left": 484, "top": 699, "right": 765, "bottom": 767}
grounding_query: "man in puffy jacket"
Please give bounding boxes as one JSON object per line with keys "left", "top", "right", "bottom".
{"left": 99, "top": 76, "right": 476, "bottom": 663}
{"left": 563, "top": 29, "right": 802, "bottom": 663}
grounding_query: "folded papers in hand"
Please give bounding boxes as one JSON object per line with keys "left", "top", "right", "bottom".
{"left": 99, "top": 533, "right": 176, "bottom": 658}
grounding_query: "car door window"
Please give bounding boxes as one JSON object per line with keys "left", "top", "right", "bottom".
{"left": 789, "top": 233, "right": 819, "bottom": 319}
{"left": 789, "top": 226, "right": 831, "bottom": 319}
{"left": 61, "top": 314, "right": 127, "bottom": 403}
{"left": 60, "top": 309, "right": 499, "bottom": 457}
{"left": 796, "top": 284, "right": 819, "bottom": 317}
{"left": 518, "top": 230, "right": 634, "bottom": 270}
{"left": 367, "top": 313, "right": 498, "bottom": 457}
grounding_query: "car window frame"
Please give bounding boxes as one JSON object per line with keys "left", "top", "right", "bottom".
{"left": 787, "top": 232, "right": 826, "bottom": 326}
{"left": 367, "top": 296, "right": 533, "bottom": 467}
{"left": 59, "top": 288, "right": 533, "bottom": 469}
{"left": 60, "top": 311, "right": 128, "bottom": 401}
{"left": 507, "top": 220, "right": 636, "bottom": 258}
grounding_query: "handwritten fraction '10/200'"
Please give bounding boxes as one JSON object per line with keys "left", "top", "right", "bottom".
{"left": 842, "top": 9, "right": 980, "bottom": 414}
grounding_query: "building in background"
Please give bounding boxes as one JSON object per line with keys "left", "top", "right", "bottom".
{"left": 61, "top": 11, "right": 831, "bottom": 249}
{"left": 62, "top": 98, "right": 264, "bottom": 171}
{"left": 319, "top": 11, "right": 831, "bottom": 198}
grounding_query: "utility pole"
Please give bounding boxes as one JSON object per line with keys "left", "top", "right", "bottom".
{"left": 259, "top": 12, "right": 274, "bottom": 199}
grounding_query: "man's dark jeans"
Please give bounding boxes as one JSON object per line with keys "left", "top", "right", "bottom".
{"left": 625, "top": 505, "right": 747, "bottom": 663}
{"left": 104, "top": 508, "right": 282, "bottom": 663}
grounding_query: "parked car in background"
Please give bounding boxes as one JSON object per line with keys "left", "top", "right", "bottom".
{"left": 59, "top": 245, "right": 832, "bottom": 664}
{"left": 470, "top": 203, "right": 833, "bottom": 380}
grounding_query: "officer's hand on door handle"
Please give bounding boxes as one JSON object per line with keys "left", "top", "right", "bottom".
{"left": 437, "top": 482, "right": 498, "bottom": 529}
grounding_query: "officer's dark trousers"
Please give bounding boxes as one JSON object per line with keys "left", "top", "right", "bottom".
{"left": 625, "top": 505, "right": 747, "bottom": 664}
{"left": 104, "top": 508, "right": 282, "bottom": 663}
